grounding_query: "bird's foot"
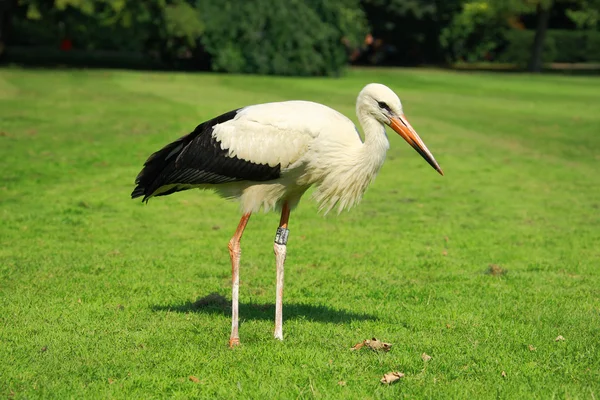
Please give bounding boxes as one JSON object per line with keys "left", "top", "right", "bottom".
{"left": 228, "top": 337, "right": 240, "bottom": 348}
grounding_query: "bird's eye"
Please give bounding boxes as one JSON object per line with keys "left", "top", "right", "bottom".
{"left": 377, "top": 101, "right": 391, "bottom": 111}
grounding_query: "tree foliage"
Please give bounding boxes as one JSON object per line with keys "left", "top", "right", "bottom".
{"left": 565, "top": 0, "right": 600, "bottom": 28}
{"left": 440, "top": 1, "right": 507, "bottom": 62}
{"left": 12, "top": 0, "right": 204, "bottom": 60}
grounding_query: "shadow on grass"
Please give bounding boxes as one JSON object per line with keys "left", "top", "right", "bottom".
{"left": 151, "top": 293, "right": 377, "bottom": 323}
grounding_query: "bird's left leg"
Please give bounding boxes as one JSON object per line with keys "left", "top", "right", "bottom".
{"left": 228, "top": 212, "right": 251, "bottom": 348}
{"left": 273, "top": 202, "right": 290, "bottom": 340}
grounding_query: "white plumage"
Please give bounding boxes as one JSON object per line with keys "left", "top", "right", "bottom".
{"left": 132, "top": 83, "right": 443, "bottom": 347}
{"left": 211, "top": 99, "right": 385, "bottom": 214}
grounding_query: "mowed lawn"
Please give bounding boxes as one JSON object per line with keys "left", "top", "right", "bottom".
{"left": 1, "top": 66, "right": 599, "bottom": 399}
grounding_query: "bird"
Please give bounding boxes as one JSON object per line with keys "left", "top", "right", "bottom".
{"left": 131, "top": 83, "right": 443, "bottom": 347}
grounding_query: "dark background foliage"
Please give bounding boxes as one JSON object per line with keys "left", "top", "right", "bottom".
{"left": 0, "top": 0, "right": 598, "bottom": 75}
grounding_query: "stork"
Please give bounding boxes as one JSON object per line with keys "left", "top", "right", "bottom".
{"left": 132, "top": 83, "right": 443, "bottom": 347}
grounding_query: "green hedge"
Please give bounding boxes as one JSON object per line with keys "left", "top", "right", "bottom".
{"left": 583, "top": 32, "right": 600, "bottom": 62}
{"left": 501, "top": 29, "right": 600, "bottom": 65}
{"left": 500, "top": 30, "right": 556, "bottom": 66}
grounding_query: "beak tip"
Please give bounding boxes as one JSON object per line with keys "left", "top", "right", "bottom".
{"left": 391, "top": 115, "right": 444, "bottom": 177}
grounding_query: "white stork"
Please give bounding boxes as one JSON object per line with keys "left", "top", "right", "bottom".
{"left": 132, "top": 83, "right": 443, "bottom": 347}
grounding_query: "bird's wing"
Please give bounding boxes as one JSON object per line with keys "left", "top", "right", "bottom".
{"left": 211, "top": 101, "right": 344, "bottom": 170}
{"left": 132, "top": 108, "right": 282, "bottom": 201}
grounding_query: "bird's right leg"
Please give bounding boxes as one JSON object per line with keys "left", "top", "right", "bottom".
{"left": 228, "top": 212, "right": 251, "bottom": 348}
{"left": 273, "top": 202, "right": 290, "bottom": 341}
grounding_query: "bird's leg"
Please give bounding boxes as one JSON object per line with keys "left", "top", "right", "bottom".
{"left": 273, "top": 202, "right": 290, "bottom": 341}
{"left": 228, "top": 212, "right": 251, "bottom": 348}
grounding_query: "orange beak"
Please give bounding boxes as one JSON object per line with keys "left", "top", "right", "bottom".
{"left": 388, "top": 115, "right": 443, "bottom": 176}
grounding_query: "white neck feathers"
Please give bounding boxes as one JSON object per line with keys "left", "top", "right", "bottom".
{"left": 312, "top": 111, "right": 389, "bottom": 214}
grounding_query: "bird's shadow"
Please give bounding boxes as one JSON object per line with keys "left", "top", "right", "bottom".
{"left": 151, "top": 293, "right": 377, "bottom": 323}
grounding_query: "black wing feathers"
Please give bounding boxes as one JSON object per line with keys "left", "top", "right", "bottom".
{"left": 131, "top": 108, "right": 281, "bottom": 202}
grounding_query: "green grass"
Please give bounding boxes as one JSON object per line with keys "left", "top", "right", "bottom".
{"left": 1, "top": 66, "right": 599, "bottom": 399}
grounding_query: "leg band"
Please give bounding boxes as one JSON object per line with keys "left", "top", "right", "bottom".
{"left": 274, "top": 227, "right": 290, "bottom": 245}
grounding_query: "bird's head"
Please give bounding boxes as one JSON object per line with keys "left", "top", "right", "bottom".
{"left": 358, "top": 83, "right": 443, "bottom": 176}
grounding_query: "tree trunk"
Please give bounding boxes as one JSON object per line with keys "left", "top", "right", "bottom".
{"left": 528, "top": 1, "right": 552, "bottom": 73}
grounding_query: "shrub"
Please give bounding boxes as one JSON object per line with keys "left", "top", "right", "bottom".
{"left": 197, "top": 0, "right": 367, "bottom": 76}
{"left": 439, "top": 1, "right": 507, "bottom": 63}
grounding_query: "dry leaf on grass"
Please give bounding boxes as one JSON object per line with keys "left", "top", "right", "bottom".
{"left": 350, "top": 338, "right": 392, "bottom": 352}
{"left": 501, "top": 371, "right": 507, "bottom": 378}
{"left": 337, "top": 381, "right": 346, "bottom": 386}
{"left": 189, "top": 375, "right": 200, "bottom": 383}
{"left": 350, "top": 342, "right": 365, "bottom": 351}
{"left": 366, "top": 338, "right": 392, "bottom": 352}
{"left": 555, "top": 335, "right": 565, "bottom": 341}
{"left": 421, "top": 353, "right": 432, "bottom": 362}
{"left": 528, "top": 344, "right": 536, "bottom": 351}
{"left": 380, "top": 371, "right": 405, "bottom": 384}
{"left": 108, "top": 378, "right": 115, "bottom": 384}
{"left": 486, "top": 264, "right": 507, "bottom": 276}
